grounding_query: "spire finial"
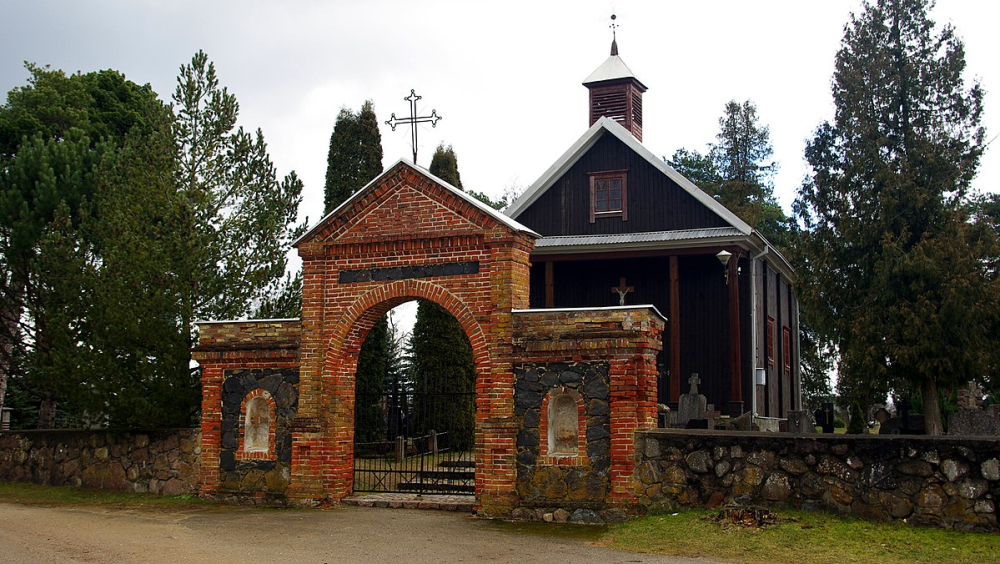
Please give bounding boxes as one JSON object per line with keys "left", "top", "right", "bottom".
{"left": 609, "top": 13, "right": 618, "bottom": 56}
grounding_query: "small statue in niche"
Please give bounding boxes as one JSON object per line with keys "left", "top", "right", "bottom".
{"left": 244, "top": 396, "right": 270, "bottom": 453}
{"left": 548, "top": 391, "right": 579, "bottom": 456}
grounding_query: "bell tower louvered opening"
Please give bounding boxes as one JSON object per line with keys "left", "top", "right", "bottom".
{"left": 583, "top": 38, "right": 647, "bottom": 141}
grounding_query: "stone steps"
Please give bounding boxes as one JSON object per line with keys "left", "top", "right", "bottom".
{"left": 397, "top": 481, "right": 474, "bottom": 494}
{"left": 342, "top": 493, "right": 475, "bottom": 513}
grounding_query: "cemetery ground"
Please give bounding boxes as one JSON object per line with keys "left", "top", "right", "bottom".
{"left": 1, "top": 483, "right": 998, "bottom": 564}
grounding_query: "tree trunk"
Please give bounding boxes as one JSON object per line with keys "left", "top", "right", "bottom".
{"left": 922, "top": 375, "right": 944, "bottom": 436}
{"left": 37, "top": 395, "right": 57, "bottom": 429}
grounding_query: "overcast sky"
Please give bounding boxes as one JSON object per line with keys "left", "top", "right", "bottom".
{"left": 3, "top": 1, "right": 997, "bottom": 330}
{"left": 3, "top": 1, "right": 996, "bottom": 217}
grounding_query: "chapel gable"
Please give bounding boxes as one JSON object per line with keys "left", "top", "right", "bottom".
{"left": 511, "top": 129, "right": 737, "bottom": 237}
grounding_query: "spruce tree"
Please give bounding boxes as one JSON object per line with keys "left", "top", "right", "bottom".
{"left": 793, "top": 0, "right": 994, "bottom": 434}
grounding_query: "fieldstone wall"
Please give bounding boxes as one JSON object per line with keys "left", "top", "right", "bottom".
{"left": 219, "top": 367, "right": 298, "bottom": 496}
{"left": 0, "top": 428, "right": 200, "bottom": 494}
{"left": 638, "top": 429, "right": 1000, "bottom": 531}
{"left": 513, "top": 361, "right": 611, "bottom": 521}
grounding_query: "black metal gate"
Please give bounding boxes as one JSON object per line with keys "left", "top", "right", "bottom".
{"left": 353, "top": 373, "right": 475, "bottom": 494}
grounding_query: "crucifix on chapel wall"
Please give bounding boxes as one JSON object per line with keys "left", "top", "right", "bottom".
{"left": 611, "top": 277, "right": 634, "bottom": 306}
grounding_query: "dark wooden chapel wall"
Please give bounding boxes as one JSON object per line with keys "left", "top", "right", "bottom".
{"left": 514, "top": 134, "right": 731, "bottom": 237}
{"left": 528, "top": 254, "right": 739, "bottom": 410}
{"left": 759, "top": 261, "right": 799, "bottom": 417}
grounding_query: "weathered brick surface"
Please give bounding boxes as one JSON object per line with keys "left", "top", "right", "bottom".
{"left": 638, "top": 430, "right": 1000, "bottom": 531}
{"left": 0, "top": 429, "right": 200, "bottom": 494}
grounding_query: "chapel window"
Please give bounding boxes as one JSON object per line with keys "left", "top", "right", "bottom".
{"left": 589, "top": 170, "right": 628, "bottom": 222}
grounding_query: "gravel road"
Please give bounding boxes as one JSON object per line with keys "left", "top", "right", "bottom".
{"left": 0, "top": 502, "right": 720, "bottom": 564}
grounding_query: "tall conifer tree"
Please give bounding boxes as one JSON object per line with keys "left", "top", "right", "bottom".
{"left": 324, "top": 100, "right": 383, "bottom": 213}
{"left": 793, "top": 0, "right": 994, "bottom": 434}
{"left": 0, "top": 66, "right": 162, "bottom": 426}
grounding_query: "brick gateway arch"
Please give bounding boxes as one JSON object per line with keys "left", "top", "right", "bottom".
{"left": 194, "top": 162, "right": 663, "bottom": 517}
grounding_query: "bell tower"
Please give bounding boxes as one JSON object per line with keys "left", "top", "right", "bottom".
{"left": 583, "top": 15, "right": 647, "bottom": 141}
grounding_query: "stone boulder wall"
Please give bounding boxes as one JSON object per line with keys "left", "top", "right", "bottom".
{"left": 513, "top": 361, "right": 614, "bottom": 524}
{"left": 0, "top": 429, "right": 200, "bottom": 495}
{"left": 637, "top": 430, "right": 1000, "bottom": 531}
{"left": 217, "top": 368, "right": 298, "bottom": 497}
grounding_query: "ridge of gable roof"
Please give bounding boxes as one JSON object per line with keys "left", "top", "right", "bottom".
{"left": 504, "top": 117, "right": 752, "bottom": 235}
{"left": 294, "top": 159, "right": 539, "bottom": 247}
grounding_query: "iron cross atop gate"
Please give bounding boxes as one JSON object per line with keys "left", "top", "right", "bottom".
{"left": 386, "top": 89, "right": 442, "bottom": 164}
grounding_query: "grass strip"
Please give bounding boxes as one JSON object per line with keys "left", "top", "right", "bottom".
{"left": 0, "top": 481, "right": 209, "bottom": 509}
{"left": 598, "top": 509, "right": 1000, "bottom": 564}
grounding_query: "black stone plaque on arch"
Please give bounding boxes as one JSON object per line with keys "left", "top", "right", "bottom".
{"left": 339, "top": 260, "right": 480, "bottom": 284}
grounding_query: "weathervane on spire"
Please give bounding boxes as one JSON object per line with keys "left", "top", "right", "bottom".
{"left": 386, "top": 89, "right": 442, "bottom": 165}
{"left": 609, "top": 13, "right": 619, "bottom": 56}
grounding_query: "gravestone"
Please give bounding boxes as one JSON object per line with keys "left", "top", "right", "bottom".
{"left": 814, "top": 402, "right": 835, "bottom": 434}
{"left": 948, "top": 381, "right": 999, "bottom": 436}
{"left": 677, "top": 373, "right": 707, "bottom": 427}
{"left": 957, "top": 381, "right": 984, "bottom": 410}
{"left": 786, "top": 410, "right": 815, "bottom": 434}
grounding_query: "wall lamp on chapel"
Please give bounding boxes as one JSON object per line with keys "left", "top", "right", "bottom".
{"left": 716, "top": 250, "right": 733, "bottom": 284}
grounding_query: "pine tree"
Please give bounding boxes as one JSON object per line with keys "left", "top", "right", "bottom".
{"left": 793, "top": 0, "right": 993, "bottom": 434}
{"left": 0, "top": 53, "right": 305, "bottom": 428}
{"left": 0, "top": 130, "right": 109, "bottom": 427}
{"left": 253, "top": 272, "right": 302, "bottom": 319}
{"left": 711, "top": 101, "right": 792, "bottom": 248}
{"left": 81, "top": 110, "right": 199, "bottom": 427}
{"left": 0, "top": 66, "right": 159, "bottom": 424}
{"left": 324, "top": 100, "right": 383, "bottom": 213}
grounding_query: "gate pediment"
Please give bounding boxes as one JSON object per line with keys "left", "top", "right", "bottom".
{"left": 294, "top": 160, "right": 537, "bottom": 249}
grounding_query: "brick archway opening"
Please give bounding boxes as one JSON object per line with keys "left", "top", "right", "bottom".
{"left": 345, "top": 294, "right": 480, "bottom": 497}
{"left": 315, "top": 280, "right": 492, "bottom": 502}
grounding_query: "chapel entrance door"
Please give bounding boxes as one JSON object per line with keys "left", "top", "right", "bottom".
{"left": 353, "top": 369, "right": 475, "bottom": 495}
